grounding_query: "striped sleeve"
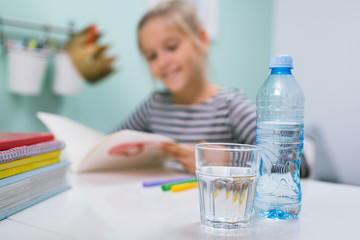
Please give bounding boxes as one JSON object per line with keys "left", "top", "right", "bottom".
{"left": 109, "top": 96, "right": 152, "bottom": 133}
{"left": 228, "top": 93, "right": 257, "bottom": 145}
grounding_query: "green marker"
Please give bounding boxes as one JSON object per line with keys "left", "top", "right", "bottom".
{"left": 161, "top": 177, "right": 197, "bottom": 191}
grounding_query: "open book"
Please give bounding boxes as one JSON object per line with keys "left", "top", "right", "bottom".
{"left": 37, "top": 112, "right": 173, "bottom": 173}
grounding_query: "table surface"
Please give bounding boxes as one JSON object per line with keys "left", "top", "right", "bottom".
{"left": 1, "top": 167, "right": 360, "bottom": 240}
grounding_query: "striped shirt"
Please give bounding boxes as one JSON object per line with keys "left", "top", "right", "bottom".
{"left": 111, "top": 87, "right": 310, "bottom": 177}
{"left": 112, "top": 88, "right": 257, "bottom": 145}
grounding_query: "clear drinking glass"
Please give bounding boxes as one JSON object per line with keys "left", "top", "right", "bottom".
{"left": 195, "top": 143, "right": 261, "bottom": 229}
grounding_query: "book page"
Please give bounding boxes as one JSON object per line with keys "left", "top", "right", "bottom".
{"left": 79, "top": 130, "right": 173, "bottom": 172}
{"left": 37, "top": 112, "right": 174, "bottom": 173}
{"left": 37, "top": 112, "right": 104, "bottom": 171}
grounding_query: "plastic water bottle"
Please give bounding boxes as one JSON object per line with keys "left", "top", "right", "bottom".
{"left": 254, "top": 55, "right": 304, "bottom": 220}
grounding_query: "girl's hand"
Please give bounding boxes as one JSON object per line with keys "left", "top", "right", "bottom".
{"left": 161, "top": 142, "right": 197, "bottom": 174}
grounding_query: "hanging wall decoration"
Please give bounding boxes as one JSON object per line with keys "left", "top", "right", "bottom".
{"left": 0, "top": 17, "right": 117, "bottom": 96}
{"left": 65, "top": 25, "right": 117, "bottom": 84}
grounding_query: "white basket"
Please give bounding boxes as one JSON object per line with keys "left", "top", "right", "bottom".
{"left": 7, "top": 49, "right": 49, "bottom": 95}
{"left": 53, "top": 50, "right": 83, "bottom": 96}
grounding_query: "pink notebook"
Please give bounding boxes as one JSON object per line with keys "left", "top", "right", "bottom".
{"left": 0, "top": 132, "right": 54, "bottom": 151}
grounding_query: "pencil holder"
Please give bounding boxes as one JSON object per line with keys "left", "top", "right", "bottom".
{"left": 53, "top": 50, "right": 83, "bottom": 96}
{"left": 7, "top": 48, "right": 49, "bottom": 95}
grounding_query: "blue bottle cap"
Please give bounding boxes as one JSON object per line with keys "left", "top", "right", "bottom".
{"left": 269, "top": 55, "right": 293, "bottom": 68}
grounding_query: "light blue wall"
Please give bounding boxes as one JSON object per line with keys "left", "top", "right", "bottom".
{"left": 0, "top": 0, "right": 272, "bottom": 133}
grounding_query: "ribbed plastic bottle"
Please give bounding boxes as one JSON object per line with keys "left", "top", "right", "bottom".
{"left": 255, "top": 55, "right": 304, "bottom": 220}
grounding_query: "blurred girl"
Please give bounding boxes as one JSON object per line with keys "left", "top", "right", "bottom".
{"left": 112, "top": 1, "right": 257, "bottom": 174}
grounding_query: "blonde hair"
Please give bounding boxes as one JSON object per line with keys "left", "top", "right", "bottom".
{"left": 137, "top": 0, "right": 205, "bottom": 53}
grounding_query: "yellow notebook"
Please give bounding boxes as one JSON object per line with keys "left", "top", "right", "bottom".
{"left": 0, "top": 157, "right": 60, "bottom": 179}
{"left": 0, "top": 151, "right": 61, "bottom": 171}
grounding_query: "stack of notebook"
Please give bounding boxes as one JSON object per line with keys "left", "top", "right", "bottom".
{"left": 0, "top": 132, "right": 70, "bottom": 221}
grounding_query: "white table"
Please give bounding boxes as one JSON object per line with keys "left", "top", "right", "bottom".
{"left": 2, "top": 167, "right": 360, "bottom": 240}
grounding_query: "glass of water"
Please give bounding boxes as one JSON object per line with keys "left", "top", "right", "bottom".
{"left": 195, "top": 143, "right": 261, "bottom": 229}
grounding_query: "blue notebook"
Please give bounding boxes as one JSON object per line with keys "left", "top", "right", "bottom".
{"left": 0, "top": 161, "right": 71, "bottom": 221}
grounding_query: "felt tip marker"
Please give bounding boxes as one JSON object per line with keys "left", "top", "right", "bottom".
{"left": 171, "top": 182, "right": 198, "bottom": 192}
{"left": 142, "top": 176, "right": 195, "bottom": 187}
{"left": 161, "top": 178, "right": 197, "bottom": 191}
